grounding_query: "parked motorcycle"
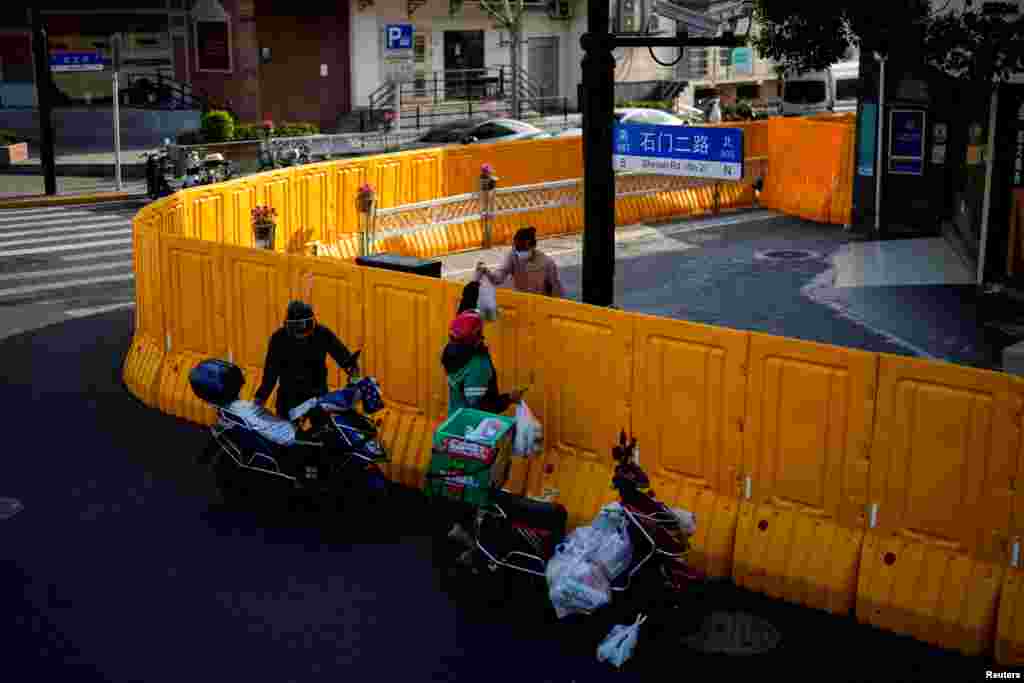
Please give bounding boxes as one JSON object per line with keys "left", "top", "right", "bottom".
{"left": 431, "top": 430, "right": 698, "bottom": 615}
{"left": 189, "top": 350, "right": 391, "bottom": 512}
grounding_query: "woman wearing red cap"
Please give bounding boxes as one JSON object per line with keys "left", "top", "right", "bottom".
{"left": 441, "top": 308, "right": 521, "bottom": 415}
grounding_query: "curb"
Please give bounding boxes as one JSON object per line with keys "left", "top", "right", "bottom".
{"left": 0, "top": 191, "right": 148, "bottom": 209}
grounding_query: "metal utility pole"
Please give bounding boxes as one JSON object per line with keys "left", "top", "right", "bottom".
{"left": 30, "top": 7, "right": 57, "bottom": 196}
{"left": 112, "top": 33, "right": 123, "bottom": 191}
{"left": 579, "top": 0, "right": 748, "bottom": 306}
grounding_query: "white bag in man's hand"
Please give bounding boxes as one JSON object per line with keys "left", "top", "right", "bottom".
{"left": 478, "top": 278, "right": 498, "bottom": 321}
{"left": 513, "top": 400, "right": 542, "bottom": 457}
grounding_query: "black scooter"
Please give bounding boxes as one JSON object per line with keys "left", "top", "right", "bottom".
{"left": 190, "top": 350, "right": 390, "bottom": 512}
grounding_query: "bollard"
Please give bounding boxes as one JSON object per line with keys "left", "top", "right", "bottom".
{"left": 480, "top": 164, "right": 498, "bottom": 249}
{"left": 357, "top": 183, "right": 377, "bottom": 257}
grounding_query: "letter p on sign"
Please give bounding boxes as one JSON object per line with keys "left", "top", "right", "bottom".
{"left": 389, "top": 27, "right": 402, "bottom": 45}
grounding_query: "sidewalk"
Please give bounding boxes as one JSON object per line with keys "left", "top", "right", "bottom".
{"left": 0, "top": 174, "right": 147, "bottom": 208}
{"left": 439, "top": 210, "right": 1005, "bottom": 369}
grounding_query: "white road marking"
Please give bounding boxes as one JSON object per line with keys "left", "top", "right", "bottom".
{"left": 0, "top": 273, "right": 133, "bottom": 297}
{"left": 0, "top": 260, "right": 133, "bottom": 282}
{"left": 62, "top": 248, "right": 135, "bottom": 262}
{"left": 64, "top": 301, "right": 136, "bottom": 319}
{"left": 0, "top": 237, "right": 132, "bottom": 258}
{"left": 0, "top": 228, "right": 132, "bottom": 249}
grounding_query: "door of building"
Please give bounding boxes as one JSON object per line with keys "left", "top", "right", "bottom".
{"left": 528, "top": 36, "right": 559, "bottom": 113}
{"left": 443, "top": 30, "right": 484, "bottom": 100}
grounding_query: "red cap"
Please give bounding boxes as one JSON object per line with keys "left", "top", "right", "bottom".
{"left": 449, "top": 311, "right": 483, "bottom": 346}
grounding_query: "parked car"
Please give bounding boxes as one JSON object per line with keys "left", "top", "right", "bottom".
{"left": 402, "top": 118, "right": 551, "bottom": 150}
{"left": 558, "top": 107, "right": 699, "bottom": 136}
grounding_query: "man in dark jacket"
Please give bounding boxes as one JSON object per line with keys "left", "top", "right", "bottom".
{"left": 254, "top": 300, "right": 356, "bottom": 420}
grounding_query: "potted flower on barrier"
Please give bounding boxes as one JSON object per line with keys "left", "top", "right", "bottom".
{"left": 252, "top": 205, "right": 277, "bottom": 249}
{"left": 480, "top": 163, "right": 497, "bottom": 191}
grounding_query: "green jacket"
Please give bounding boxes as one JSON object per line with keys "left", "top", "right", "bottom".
{"left": 442, "top": 342, "right": 510, "bottom": 414}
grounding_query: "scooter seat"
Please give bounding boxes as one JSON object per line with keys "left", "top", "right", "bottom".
{"left": 224, "top": 400, "right": 297, "bottom": 446}
{"left": 492, "top": 489, "right": 568, "bottom": 541}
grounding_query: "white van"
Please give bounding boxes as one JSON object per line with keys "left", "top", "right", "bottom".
{"left": 781, "top": 60, "right": 860, "bottom": 117}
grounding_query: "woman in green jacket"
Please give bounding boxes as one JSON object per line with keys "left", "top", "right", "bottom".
{"left": 441, "top": 306, "right": 520, "bottom": 415}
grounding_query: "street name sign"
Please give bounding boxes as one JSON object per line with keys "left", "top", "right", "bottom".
{"left": 612, "top": 122, "right": 744, "bottom": 180}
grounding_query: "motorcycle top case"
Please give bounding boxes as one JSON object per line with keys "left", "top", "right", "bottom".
{"left": 189, "top": 358, "right": 245, "bottom": 406}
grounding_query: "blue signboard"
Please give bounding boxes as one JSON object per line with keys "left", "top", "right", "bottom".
{"left": 385, "top": 24, "right": 413, "bottom": 51}
{"left": 612, "top": 123, "right": 744, "bottom": 180}
{"left": 857, "top": 103, "right": 877, "bottom": 177}
{"left": 888, "top": 108, "right": 926, "bottom": 176}
{"left": 50, "top": 51, "right": 107, "bottom": 72}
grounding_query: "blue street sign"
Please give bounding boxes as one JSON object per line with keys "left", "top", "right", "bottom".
{"left": 385, "top": 24, "right": 413, "bottom": 51}
{"left": 50, "top": 51, "right": 107, "bottom": 72}
{"left": 612, "top": 123, "right": 744, "bottom": 181}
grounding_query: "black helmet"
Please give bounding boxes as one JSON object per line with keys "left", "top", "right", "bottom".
{"left": 285, "top": 300, "right": 315, "bottom": 338}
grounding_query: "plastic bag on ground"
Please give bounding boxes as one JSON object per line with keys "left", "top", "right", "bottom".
{"left": 478, "top": 278, "right": 498, "bottom": 321}
{"left": 512, "top": 400, "right": 542, "bottom": 457}
{"left": 546, "top": 541, "right": 611, "bottom": 619}
{"left": 597, "top": 614, "right": 647, "bottom": 669}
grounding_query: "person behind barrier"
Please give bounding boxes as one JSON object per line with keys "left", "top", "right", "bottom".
{"left": 254, "top": 300, "right": 356, "bottom": 420}
{"left": 441, "top": 310, "right": 520, "bottom": 415}
{"left": 475, "top": 226, "right": 564, "bottom": 298}
{"left": 456, "top": 280, "right": 480, "bottom": 316}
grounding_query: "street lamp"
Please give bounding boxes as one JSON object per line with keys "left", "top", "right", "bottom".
{"left": 579, "top": 0, "right": 753, "bottom": 306}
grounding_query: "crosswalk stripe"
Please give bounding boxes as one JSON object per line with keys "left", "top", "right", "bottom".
{"left": 0, "top": 220, "right": 131, "bottom": 239}
{"left": 0, "top": 260, "right": 133, "bottom": 282}
{"left": 0, "top": 273, "right": 134, "bottom": 298}
{"left": 64, "top": 301, "right": 136, "bottom": 319}
{"left": 0, "top": 237, "right": 132, "bottom": 258}
{"left": 62, "top": 248, "right": 135, "bottom": 262}
{"left": 0, "top": 200, "right": 145, "bottom": 219}
{"left": 0, "top": 228, "right": 133, "bottom": 249}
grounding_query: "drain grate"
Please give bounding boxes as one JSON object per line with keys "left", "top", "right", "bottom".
{"left": 682, "top": 610, "right": 781, "bottom": 656}
{"left": 0, "top": 497, "right": 24, "bottom": 521}
{"left": 754, "top": 249, "right": 821, "bottom": 262}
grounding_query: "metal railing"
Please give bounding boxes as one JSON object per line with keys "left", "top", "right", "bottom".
{"left": 349, "top": 156, "right": 769, "bottom": 251}
{"left": 120, "top": 71, "right": 208, "bottom": 111}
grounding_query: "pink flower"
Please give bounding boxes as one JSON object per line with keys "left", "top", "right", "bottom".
{"left": 358, "top": 183, "right": 374, "bottom": 194}
{"left": 481, "top": 163, "right": 494, "bottom": 175}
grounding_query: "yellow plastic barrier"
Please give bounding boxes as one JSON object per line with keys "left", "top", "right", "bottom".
{"left": 123, "top": 111, "right": 1024, "bottom": 663}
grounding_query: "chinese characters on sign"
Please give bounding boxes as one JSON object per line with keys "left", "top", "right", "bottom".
{"left": 612, "top": 123, "right": 744, "bottom": 181}
{"left": 888, "top": 109, "right": 926, "bottom": 176}
{"left": 49, "top": 51, "right": 106, "bottom": 72}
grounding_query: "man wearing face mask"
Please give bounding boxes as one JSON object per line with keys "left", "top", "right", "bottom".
{"left": 253, "top": 300, "right": 357, "bottom": 421}
{"left": 475, "top": 226, "right": 564, "bottom": 298}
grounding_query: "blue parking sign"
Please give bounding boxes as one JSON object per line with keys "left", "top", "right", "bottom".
{"left": 612, "top": 123, "right": 744, "bottom": 181}
{"left": 385, "top": 24, "right": 413, "bottom": 51}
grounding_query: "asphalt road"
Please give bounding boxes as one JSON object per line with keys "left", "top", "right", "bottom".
{"left": 0, "top": 309, "right": 1008, "bottom": 683}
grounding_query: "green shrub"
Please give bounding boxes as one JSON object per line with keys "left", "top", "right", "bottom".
{"left": 273, "top": 121, "right": 320, "bottom": 137}
{"left": 201, "top": 110, "right": 235, "bottom": 143}
{"left": 615, "top": 99, "right": 674, "bottom": 112}
{"left": 176, "top": 129, "right": 204, "bottom": 146}
{"left": 233, "top": 123, "right": 264, "bottom": 141}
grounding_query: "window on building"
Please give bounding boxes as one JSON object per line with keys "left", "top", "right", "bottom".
{"left": 835, "top": 77, "right": 859, "bottom": 101}
{"left": 687, "top": 48, "right": 708, "bottom": 78}
{"left": 737, "top": 84, "right": 760, "bottom": 100}
{"left": 719, "top": 48, "right": 731, "bottom": 68}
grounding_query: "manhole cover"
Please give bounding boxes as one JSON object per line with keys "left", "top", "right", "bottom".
{"left": 682, "top": 611, "right": 781, "bottom": 655}
{"left": 754, "top": 249, "right": 821, "bottom": 262}
{"left": 0, "top": 497, "right": 24, "bottom": 521}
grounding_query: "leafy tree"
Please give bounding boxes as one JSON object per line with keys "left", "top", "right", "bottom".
{"left": 752, "top": 0, "right": 1024, "bottom": 86}
{"left": 450, "top": 0, "right": 528, "bottom": 117}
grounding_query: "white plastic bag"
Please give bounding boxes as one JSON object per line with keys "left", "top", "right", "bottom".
{"left": 671, "top": 507, "right": 698, "bottom": 536}
{"left": 546, "top": 541, "right": 611, "bottom": 619}
{"left": 597, "top": 615, "right": 647, "bottom": 669}
{"left": 586, "top": 512, "right": 634, "bottom": 582}
{"left": 513, "top": 400, "right": 542, "bottom": 457}
{"left": 478, "top": 278, "right": 498, "bottom": 321}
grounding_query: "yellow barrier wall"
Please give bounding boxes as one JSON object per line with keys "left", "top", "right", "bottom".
{"left": 127, "top": 118, "right": 1024, "bottom": 664}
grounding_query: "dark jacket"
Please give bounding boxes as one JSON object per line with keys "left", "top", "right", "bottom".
{"left": 254, "top": 324, "right": 353, "bottom": 419}
{"left": 441, "top": 341, "right": 511, "bottom": 415}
